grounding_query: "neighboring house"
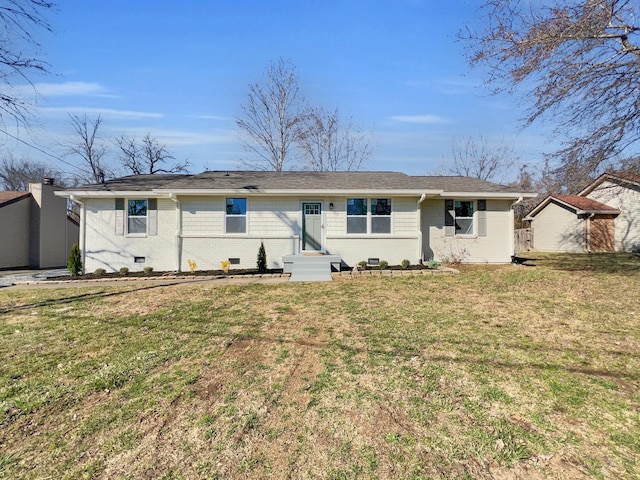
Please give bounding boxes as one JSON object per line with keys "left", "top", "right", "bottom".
{"left": 56, "top": 171, "right": 536, "bottom": 273}
{"left": 526, "top": 172, "right": 640, "bottom": 253}
{"left": 0, "top": 180, "right": 80, "bottom": 269}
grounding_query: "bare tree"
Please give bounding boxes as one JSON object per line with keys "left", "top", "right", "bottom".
{"left": 296, "top": 107, "right": 374, "bottom": 172}
{"left": 0, "top": 151, "right": 63, "bottom": 190}
{"left": 437, "top": 136, "right": 516, "bottom": 182}
{"left": 67, "top": 114, "right": 112, "bottom": 183}
{"left": 116, "top": 133, "right": 189, "bottom": 175}
{"left": 237, "top": 58, "right": 306, "bottom": 171}
{"left": 463, "top": 0, "right": 640, "bottom": 183}
{"left": 0, "top": 0, "right": 54, "bottom": 126}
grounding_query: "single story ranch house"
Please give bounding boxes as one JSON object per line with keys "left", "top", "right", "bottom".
{"left": 56, "top": 170, "right": 536, "bottom": 273}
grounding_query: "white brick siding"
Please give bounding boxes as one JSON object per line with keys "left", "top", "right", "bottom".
{"left": 422, "top": 198, "right": 515, "bottom": 263}
{"left": 81, "top": 194, "right": 517, "bottom": 272}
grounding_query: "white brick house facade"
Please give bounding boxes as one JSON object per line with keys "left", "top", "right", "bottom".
{"left": 59, "top": 171, "right": 535, "bottom": 273}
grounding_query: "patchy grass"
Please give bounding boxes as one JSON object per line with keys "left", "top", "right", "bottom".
{"left": 0, "top": 253, "right": 638, "bottom": 479}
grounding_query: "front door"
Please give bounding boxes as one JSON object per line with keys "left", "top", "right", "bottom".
{"left": 302, "top": 202, "right": 323, "bottom": 252}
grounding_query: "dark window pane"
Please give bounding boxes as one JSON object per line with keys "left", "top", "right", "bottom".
{"left": 347, "top": 217, "right": 367, "bottom": 234}
{"left": 128, "top": 199, "right": 147, "bottom": 217}
{"left": 371, "top": 198, "right": 391, "bottom": 215}
{"left": 371, "top": 216, "right": 391, "bottom": 233}
{"left": 347, "top": 198, "right": 367, "bottom": 215}
{"left": 226, "top": 198, "right": 247, "bottom": 215}
{"left": 128, "top": 217, "right": 147, "bottom": 234}
{"left": 226, "top": 217, "right": 246, "bottom": 233}
{"left": 455, "top": 201, "right": 473, "bottom": 217}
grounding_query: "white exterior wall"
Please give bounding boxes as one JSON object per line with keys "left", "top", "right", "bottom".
{"left": 0, "top": 198, "right": 30, "bottom": 268}
{"left": 530, "top": 202, "right": 584, "bottom": 252}
{"left": 324, "top": 196, "right": 420, "bottom": 266}
{"left": 83, "top": 198, "right": 177, "bottom": 273}
{"left": 81, "top": 194, "right": 519, "bottom": 272}
{"left": 586, "top": 181, "right": 640, "bottom": 252}
{"left": 422, "top": 198, "right": 516, "bottom": 263}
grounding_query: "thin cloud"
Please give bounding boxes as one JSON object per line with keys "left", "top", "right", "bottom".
{"left": 33, "top": 81, "right": 113, "bottom": 97}
{"left": 391, "top": 115, "right": 452, "bottom": 124}
{"left": 40, "top": 106, "right": 164, "bottom": 119}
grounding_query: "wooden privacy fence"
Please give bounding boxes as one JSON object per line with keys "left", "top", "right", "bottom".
{"left": 514, "top": 228, "right": 533, "bottom": 254}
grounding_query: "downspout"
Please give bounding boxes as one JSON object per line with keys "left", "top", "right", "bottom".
{"left": 169, "top": 193, "right": 182, "bottom": 272}
{"left": 510, "top": 196, "right": 523, "bottom": 258}
{"left": 69, "top": 195, "right": 86, "bottom": 274}
{"left": 417, "top": 193, "right": 427, "bottom": 263}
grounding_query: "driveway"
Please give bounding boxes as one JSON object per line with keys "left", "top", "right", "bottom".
{"left": 0, "top": 269, "right": 70, "bottom": 288}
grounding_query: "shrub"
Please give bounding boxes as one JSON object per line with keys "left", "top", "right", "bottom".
{"left": 401, "top": 259, "right": 411, "bottom": 269}
{"left": 67, "top": 244, "right": 82, "bottom": 277}
{"left": 358, "top": 260, "right": 368, "bottom": 269}
{"left": 94, "top": 268, "right": 106, "bottom": 277}
{"left": 379, "top": 260, "right": 389, "bottom": 270}
{"left": 143, "top": 266, "right": 154, "bottom": 275}
{"left": 119, "top": 267, "right": 129, "bottom": 276}
{"left": 257, "top": 242, "right": 267, "bottom": 274}
{"left": 426, "top": 259, "right": 441, "bottom": 269}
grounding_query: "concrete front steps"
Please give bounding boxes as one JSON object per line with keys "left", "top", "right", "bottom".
{"left": 283, "top": 254, "right": 341, "bottom": 282}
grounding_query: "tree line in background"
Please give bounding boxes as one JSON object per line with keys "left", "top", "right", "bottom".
{"left": 2, "top": 1, "right": 640, "bottom": 221}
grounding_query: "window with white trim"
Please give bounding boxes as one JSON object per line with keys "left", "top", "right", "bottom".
{"left": 347, "top": 198, "right": 392, "bottom": 234}
{"left": 454, "top": 200, "right": 474, "bottom": 235}
{"left": 347, "top": 198, "right": 367, "bottom": 233}
{"left": 226, "top": 197, "right": 247, "bottom": 233}
{"left": 371, "top": 198, "right": 391, "bottom": 234}
{"left": 127, "top": 199, "right": 148, "bottom": 234}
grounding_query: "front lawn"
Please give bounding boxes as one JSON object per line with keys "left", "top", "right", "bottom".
{"left": 1, "top": 253, "right": 638, "bottom": 479}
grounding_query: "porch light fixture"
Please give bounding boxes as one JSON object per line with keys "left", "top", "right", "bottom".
{"left": 329, "top": 202, "right": 334, "bottom": 210}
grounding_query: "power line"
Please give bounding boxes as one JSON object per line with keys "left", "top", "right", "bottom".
{"left": 0, "top": 127, "right": 87, "bottom": 173}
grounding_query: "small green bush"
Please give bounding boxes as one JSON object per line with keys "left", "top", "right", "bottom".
{"left": 401, "top": 259, "right": 411, "bottom": 269}
{"left": 358, "top": 260, "right": 368, "bottom": 269}
{"left": 144, "top": 266, "right": 154, "bottom": 275}
{"left": 119, "top": 267, "right": 129, "bottom": 276}
{"left": 67, "top": 244, "right": 82, "bottom": 277}
{"left": 379, "top": 260, "right": 389, "bottom": 270}
{"left": 94, "top": 268, "right": 106, "bottom": 277}
{"left": 257, "top": 242, "right": 267, "bottom": 274}
{"left": 427, "top": 259, "right": 441, "bottom": 269}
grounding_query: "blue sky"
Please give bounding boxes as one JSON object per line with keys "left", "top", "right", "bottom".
{"left": 4, "top": 0, "right": 552, "bottom": 181}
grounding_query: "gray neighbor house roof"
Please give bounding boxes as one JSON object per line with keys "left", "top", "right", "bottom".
{"left": 60, "top": 171, "right": 536, "bottom": 198}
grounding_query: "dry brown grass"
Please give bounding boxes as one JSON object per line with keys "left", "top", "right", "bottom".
{"left": 0, "top": 253, "right": 638, "bottom": 479}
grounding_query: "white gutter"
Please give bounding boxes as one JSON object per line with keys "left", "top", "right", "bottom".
{"left": 69, "top": 195, "right": 86, "bottom": 274}
{"left": 169, "top": 193, "right": 182, "bottom": 272}
{"left": 417, "top": 193, "right": 427, "bottom": 263}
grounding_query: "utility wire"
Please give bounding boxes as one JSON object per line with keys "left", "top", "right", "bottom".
{"left": 0, "top": 126, "right": 87, "bottom": 173}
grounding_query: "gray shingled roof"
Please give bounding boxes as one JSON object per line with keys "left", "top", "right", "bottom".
{"left": 67, "top": 170, "right": 530, "bottom": 194}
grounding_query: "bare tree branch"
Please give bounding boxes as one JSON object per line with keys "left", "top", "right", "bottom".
{"left": 66, "top": 113, "right": 111, "bottom": 184}
{"left": 236, "top": 58, "right": 305, "bottom": 171}
{"left": 0, "top": 0, "right": 54, "bottom": 126}
{"left": 437, "top": 135, "right": 516, "bottom": 182}
{"left": 296, "top": 107, "right": 374, "bottom": 172}
{"left": 116, "top": 133, "right": 189, "bottom": 175}
{"left": 0, "top": 151, "right": 63, "bottom": 190}
{"left": 464, "top": 0, "right": 640, "bottom": 182}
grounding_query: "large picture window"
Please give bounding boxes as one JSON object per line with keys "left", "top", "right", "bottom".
{"left": 347, "top": 198, "right": 392, "bottom": 234}
{"left": 128, "top": 199, "right": 147, "bottom": 234}
{"left": 226, "top": 197, "right": 247, "bottom": 233}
